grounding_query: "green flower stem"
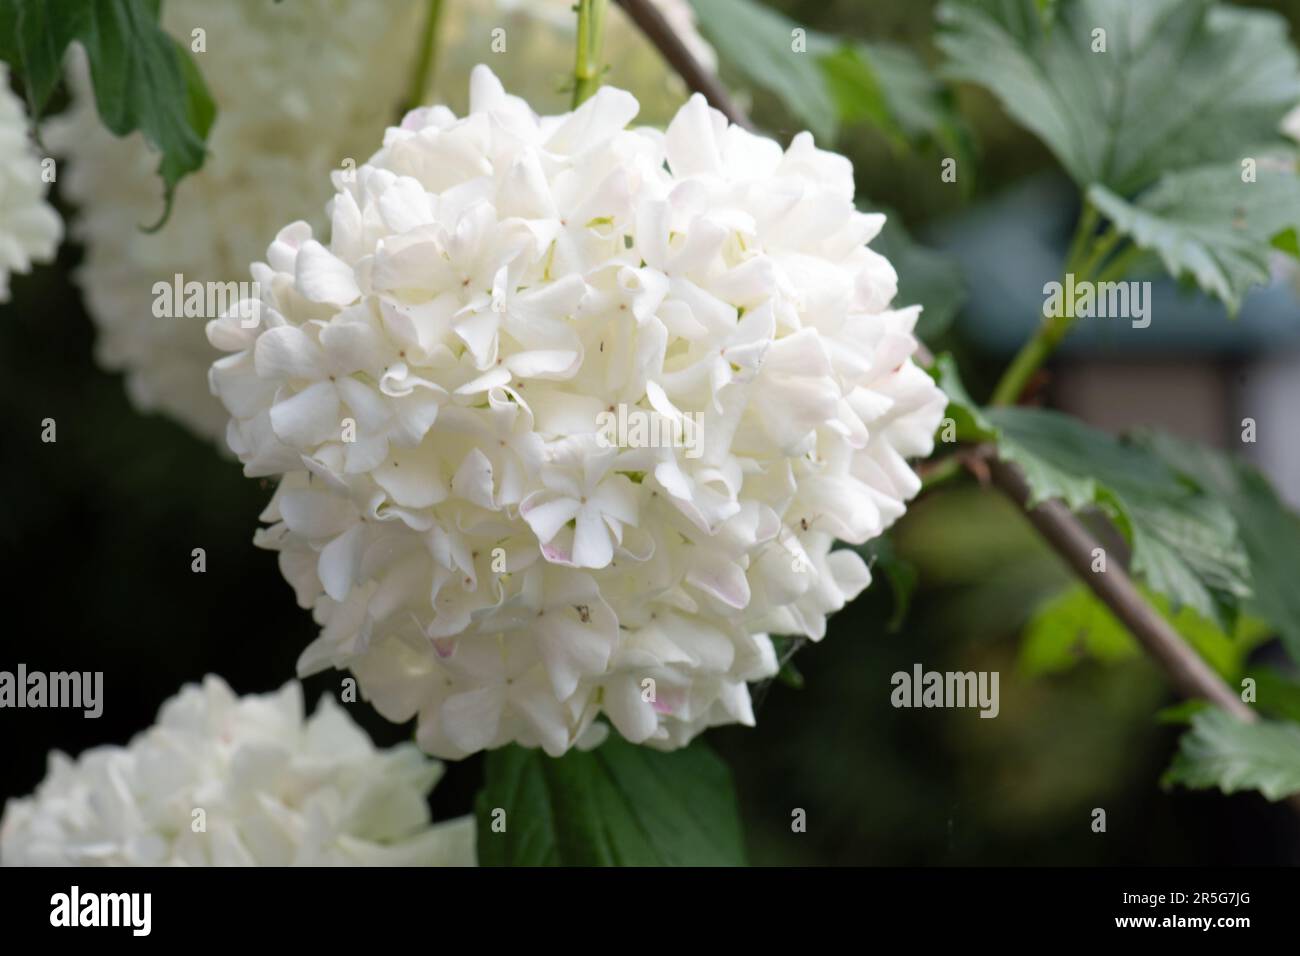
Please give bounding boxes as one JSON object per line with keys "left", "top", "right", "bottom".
{"left": 1072, "top": 226, "right": 1122, "bottom": 284}
{"left": 989, "top": 218, "right": 1132, "bottom": 407}
{"left": 573, "top": 0, "right": 610, "bottom": 108}
{"left": 1061, "top": 200, "right": 1099, "bottom": 278}
{"left": 989, "top": 308, "right": 1077, "bottom": 406}
{"left": 404, "top": 0, "right": 445, "bottom": 114}
{"left": 1094, "top": 244, "right": 1144, "bottom": 285}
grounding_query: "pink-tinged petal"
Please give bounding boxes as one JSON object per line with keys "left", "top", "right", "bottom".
{"left": 295, "top": 239, "right": 360, "bottom": 306}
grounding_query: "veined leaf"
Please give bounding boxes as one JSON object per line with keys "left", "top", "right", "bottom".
{"left": 985, "top": 406, "right": 1253, "bottom": 628}
{"left": 691, "top": 0, "right": 965, "bottom": 152}
{"left": 1142, "top": 431, "right": 1300, "bottom": 665}
{"left": 818, "top": 39, "right": 969, "bottom": 158}
{"left": 1164, "top": 707, "right": 1300, "bottom": 801}
{"left": 11, "top": 0, "right": 214, "bottom": 225}
{"left": 1090, "top": 160, "right": 1300, "bottom": 314}
{"left": 690, "top": 0, "right": 838, "bottom": 142}
{"left": 475, "top": 734, "right": 746, "bottom": 866}
{"left": 937, "top": 0, "right": 1300, "bottom": 196}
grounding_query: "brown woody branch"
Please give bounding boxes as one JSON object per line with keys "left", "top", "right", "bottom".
{"left": 614, "top": 0, "right": 755, "bottom": 129}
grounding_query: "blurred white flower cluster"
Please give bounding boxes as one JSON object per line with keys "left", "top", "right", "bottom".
{"left": 0, "top": 63, "right": 61, "bottom": 303}
{"left": 46, "top": 0, "right": 425, "bottom": 440}
{"left": 207, "top": 65, "right": 944, "bottom": 758}
{"left": 0, "top": 677, "right": 475, "bottom": 866}
{"left": 44, "top": 0, "right": 710, "bottom": 442}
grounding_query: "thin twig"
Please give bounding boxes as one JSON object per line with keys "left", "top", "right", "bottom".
{"left": 403, "top": 0, "right": 444, "bottom": 114}
{"left": 987, "top": 457, "right": 1254, "bottom": 720}
{"left": 614, "top": 0, "right": 755, "bottom": 129}
{"left": 990, "top": 457, "right": 1300, "bottom": 814}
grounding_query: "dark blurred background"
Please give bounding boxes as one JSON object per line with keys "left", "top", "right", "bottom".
{"left": 4, "top": 0, "right": 1300, "bottom": 864}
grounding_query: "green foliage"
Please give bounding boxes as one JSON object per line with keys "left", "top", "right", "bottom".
{"left": 1090, "top": 160, "right": 1300, "bottom": 314}
{"left": 818, "top": 39, "right": 969, "bottom": 159}
{"left": 930, "top": 352, "right": 992, "bottom": 442}
{"left": 1020, "top": 582, "right": 1271, "bottom": 681}
{"left": 475, "top": 734, "right": 746, "bottom": 865}
{"left": 691, "top": 0, "right": 838, "bottom": 141}
{"left": 855, "top": 536, "right": 918, "bottom": 633}
{"left": 1143, "top": 432, "right": 1300, "bottom": 665}
{"left": 1164, "top": 707, "right": 1300, "bottom": 801}
{"left": 937, "top": 0, "right": 1300, "bottom": 196}
{"left": 7, "top": 0, "right": 215, "bottom": 227}
{"left": 985, "top": 407, "right": 1252, "bottom": 630}
{"left": 932, "top": 363, "right": 1255, "bottom": 630}
{"left": 938, "top": 0, "right": 1300, "bottom": 311}
{"left": 691, "top": 0, "right": 964, "bottom": 152}
{"left": 1020, "top": 583, "right": 1141, "bottom": 676}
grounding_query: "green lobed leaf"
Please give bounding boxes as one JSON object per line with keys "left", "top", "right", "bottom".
{"left": 691, "top": 0, "right": 965, "bottom": 153}
{"left": 818, "top": 39, "right": 970, "bottom": 159}
{"left": 1141, "top": 431, "right": 1300, "bottom": 665}
{"left": 937, "top": 0, "right": 1300, "bottom": 197}
{"left": 1089, "top": 160, "right": 1300, "bottom": 314}
{"left": 985, "top": 407, "right": 1253, "bottom": 628}
{"left": 474, "top": 734, "right": 746, "bottom": 866}
{"left": 11, "top": 0, "right": 214, "bottom": 226}
{"left": 690, "top": 0, "right": 838, "bottom": 142}
{"left": 1164, "top": 707, "right": 1300, "bottom": 801}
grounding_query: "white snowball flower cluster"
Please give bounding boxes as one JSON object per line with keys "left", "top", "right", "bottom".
{"left": 0, "top": 677, "right": 475, "bottom": 866}
{"left": 207, "top": 66, "right": 945, "bottom": 758}
{"left": 45, "top": 0, "right": 424, "bottom": 440}
{"left": 0, "top": 63, "right": 61, "bottom": 302}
